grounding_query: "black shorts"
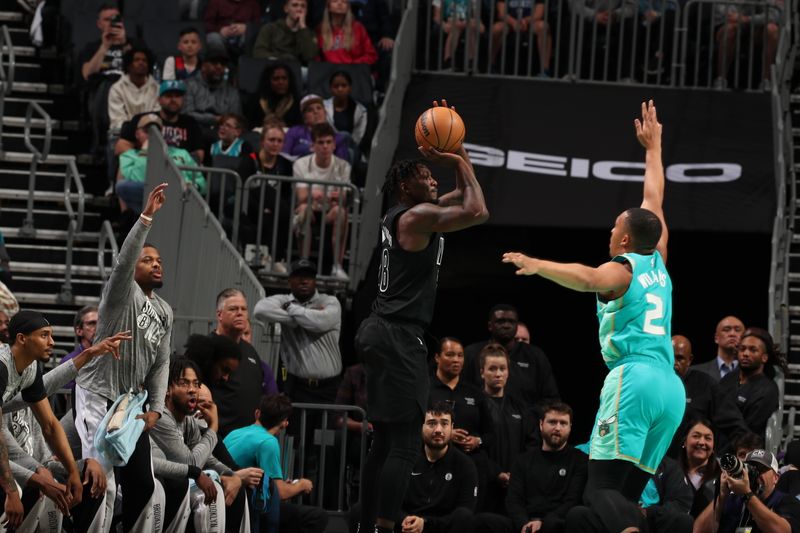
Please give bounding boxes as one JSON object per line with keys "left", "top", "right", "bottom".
{"left": 355, "top": 315, "right": 429, "bottom": 423}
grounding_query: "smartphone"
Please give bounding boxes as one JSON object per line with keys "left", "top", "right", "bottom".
{"left": 110, "top": 13, "right": 123, "bottom": 28}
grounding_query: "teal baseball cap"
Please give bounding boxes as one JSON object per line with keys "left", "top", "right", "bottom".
{"left": 159, "top": 80, "right": 186, "bottom": 96}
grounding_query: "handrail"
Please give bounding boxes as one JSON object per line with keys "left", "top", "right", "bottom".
{"left": 57, "top": 157, "right": 85, "bottom": 305}
{"left": 242, "top": 173, "right": 362, "bottom": 288}
{"left": 97, "top": 220, "right": 119, "bottom": 283}
{"left": 176, "top": 164, "right": 243, "bottom": 246}
{"left": 0, "top": 25, "right": 16, "bottom": 157}
{"left": 19, "top": 102, "right": 53, "bottom": 238}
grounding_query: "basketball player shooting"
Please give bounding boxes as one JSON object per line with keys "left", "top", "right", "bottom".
{"left": 502, "top": 101, "right": 685, "bottom": 532}
{"left": 356, "top": 100, "right": 489, "bottom": 533}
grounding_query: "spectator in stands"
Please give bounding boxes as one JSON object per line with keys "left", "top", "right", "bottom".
{"left": 254, "top": 120, "right": 294, "bottom": 176}
{"left": 692, "top": 316, "right": 745, "bottom": 382}
{"left": 59, "top": 305, "right": 99, "bottom": 391}
{"left": 224, "top": 394, "right": 329, "bottom": 533}
{"left": 515, "top": 322, "right": 531, "bottom": 344}
{"left": 429, "top": 337, "right": 494, "bottom": 511}
{"left": 491, "top": 0, "right": 551, "bottom": 74}
{"left": 670, "top": 335, "right": 748, "bottom": 456}
{"left": 253, "top": 0, "right": 319, "bottom": 63}
{"left": 0, "top": 278, "right": 17, "bottom": 319}
{"left": 210, "top": 113, "right": 256, "bottom": 158}
{"left": 0, "top": 310, "right": 9, "bottom": 344}
{"left": 116, "top": 115, "right": 202, "bottom": 217}
{"left": 246, "top": 63, "right": 303, "bottom": 128}
{"left": 464, "top": 304, "right": 559, "bottom": 417}
{"left": 107, "top": 45, "right": 159, "bottom": 134}
{"left": 335, "top": 363, "right": 370, "bottom": 445}
{"left": 394, "top": 401, "right": 478, "bottom": 533}
{"left": 432, "top": 0, "right": 485, "bottom": 70}
{"left": 677, "top": 418, "right": 720, "bottom": 517}
{"left": 150, "top": 359, "right": 256, "bottom": 530}
{"left": 204, "top": 0, "right": 263, "bottom": 56}
{"left": 211, "top": 288, "right": 279, "bottom": 437}
{"left": 79, "top": 3, "right": 137, "bottom": 156}
{"left": 777, "top": 441, "right": 800, "bottom": 497}
{"left": 351, "top": 0, "right": 397, "bottom": 91}
{"left": 570, "top": 0, "right": 637, "bottom": 80}
{"left": 317, "top": 0, "right": 378, "bottom": 64}
{"left": 479, "top": 343, "right": 538, "bottom": 513}
{"left": 116, "top": 80, "right": 206, "bottom": 163}
{"left": 694, "top": 449, "right": 800, "bottom": 532}
{"left": 732, "top": 432, "right": 764, "bottom": 461}
{"left": 713, "top": 3, "right": 780, "bottom": 89}
{"left": 637, "top": 0, "right": 677, "bottom": 83}
{"left": 718, "top": 327, "right": 782, "bottom": 439}
{"left": 638, "top": 456, "right": 694, "bottom": 533}
{"left": 292, "top": 123, "right": 352, "bottom": 277}
{"left": 324, "top": 70, "right": 368, "bottom": 147}
{"left": 184, "top": 46, "right": 243, "bottom": 142}
{"left": 185, "top": 333, "right": 242, "bottom": 387}
{"left": 284, "top": 94, "right": 351, "bottom": 160}
{"left": 162, "top": 27, "right": 203, "bottom": 81}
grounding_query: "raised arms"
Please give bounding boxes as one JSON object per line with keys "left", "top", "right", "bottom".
{"left": 636, "top": 100, "right": 669, "bottom": 263}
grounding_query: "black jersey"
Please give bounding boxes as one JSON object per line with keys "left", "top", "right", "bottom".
{"left": 372, "top": 204, "right": 444, "bottom": 327}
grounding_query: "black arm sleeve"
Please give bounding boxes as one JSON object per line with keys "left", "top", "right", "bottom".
{"left": 506, "top": 453, "right": 532, "bottom": 530}
{"left": 0, "top": 364, "right": 7, "bottom": 407}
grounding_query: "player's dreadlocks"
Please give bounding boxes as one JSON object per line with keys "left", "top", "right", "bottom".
{"left": 382, "top": 159, "right": 427, "bottom": 199}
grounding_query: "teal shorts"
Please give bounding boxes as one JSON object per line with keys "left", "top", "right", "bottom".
{"left": 589, "top": 361, "right": 685, "bottom": 474}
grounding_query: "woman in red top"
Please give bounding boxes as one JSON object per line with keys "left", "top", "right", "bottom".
{"left": 317, "top": 0, "right": 378, "bottom": 64}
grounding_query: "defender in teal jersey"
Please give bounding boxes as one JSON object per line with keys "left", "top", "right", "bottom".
{"left": 503, "top": 101, "right": 684, "bottom": 532}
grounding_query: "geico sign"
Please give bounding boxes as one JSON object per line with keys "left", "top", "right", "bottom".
{"left": 464, "top": 143, "right": 742, "bottom": 183}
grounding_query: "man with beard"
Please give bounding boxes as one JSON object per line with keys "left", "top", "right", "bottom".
{"left": 476, "top": 401, "right": 587, "bottom": 533}
{"left": 150, "top": 359, "right": 260, "bottom": 532}
{"left": 397, "top": 402, "right": 478, "bottom": 533}
{"left": 669, "top": 335, "right": 747, "bottom": 456}
{"left": 213, "top": 288, "right": 278, "bottom": 438}
{"left": 692, "top": 316, "right": 745, "bottom": 383}
{"left": 355, "top": 104, "right": 488, "bottom": 533}
{"left": 463, "top": 304, "right": 559, "bottom": 417}
{"left": 116, "top": 80, "right": 205, "bottom": 162}
{"left": 184, "top": 47, "right": 242, "bottom": 143}
{"left": 718, "top": 328, "right": 781, "bottom": 439}
{"left": 76, "top": 183, "right": 172, "bottom": 532}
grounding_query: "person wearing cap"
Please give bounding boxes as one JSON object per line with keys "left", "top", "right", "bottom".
{"left": 254, "top": 257, "right": 343, "bottom": 425}
{"left": 116, "top": 79, "right": 206, "bottom": 163}
{"left": 694, "top": 449, "right": 800, "bottom": 533}
{"left": 75, "top": 184, "right": 174, "bottom": 533}
{"left": 116, "top": 114, "right": 202, "bottom": 220}
{"left": 283, "top": 93, "right": 352, "bottom": 161}
{"left": 184, "top": 45, "right": 242, "bottom": 139}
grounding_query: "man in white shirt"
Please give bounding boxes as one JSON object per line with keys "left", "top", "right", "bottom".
{"left": 292, "top": 123, "right": 352, "bottom": 280}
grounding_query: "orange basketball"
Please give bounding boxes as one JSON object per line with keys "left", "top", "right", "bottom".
{"left": 414, "top": 106, "right": 465, "bottom": 153}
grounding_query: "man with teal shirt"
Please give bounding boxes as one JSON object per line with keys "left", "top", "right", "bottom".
{"left": 503, "top": 100, "right": 684, "bottom": 533}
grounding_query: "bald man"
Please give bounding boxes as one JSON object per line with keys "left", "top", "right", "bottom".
{"left": 667, "top": 334, "right": 747, "bottom": 457}
{"left": 691, "top": 316, "right": 745, "bottom": 382}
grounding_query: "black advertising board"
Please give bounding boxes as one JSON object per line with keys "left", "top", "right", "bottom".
{"left": 395, "top": 75, "right": 775, "bottom": 233}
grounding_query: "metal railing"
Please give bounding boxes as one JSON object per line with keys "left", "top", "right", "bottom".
{"left": 416, "top": 0, "right": 790, "bottom": 89}
{"left": 0, "top": 25, "right": 15, "bottom": 157}
{"left": 177, "top": 164, "right": 243, "bottom": 247}
{"left": 57, "top": 158, "right": 85, "bottom": 305}
{"left": 97, "top": 220, "right": 119, "bottom": 283}
{"left": 287, "top": 403, "right": 368, "bottom": 513}
{"left": 765, "top": 0, "right": 796, "bottom": 454}
{"left": 242, "top": 174, "right": 362, "bottom": 289}
{"left": 19, "top": 102, "right": 53, "bottom": 239}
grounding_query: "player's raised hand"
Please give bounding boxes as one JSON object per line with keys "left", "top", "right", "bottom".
{"left": 634, "top": 100, "right": 662, "bottom": 151}
{"left": 418, "top": 145, "right": 463, "bottom": 167}
{"left": 502, "top": 252, "right": 540, "bottom": 276}
{"left": 432, "top": 98, "right": 455, "bottom": 111}
{"left": 88, "top": 330, "right": 132, "bottom": 360}
{"left": 142, "top": 182, "right": 168, "bottom": 219}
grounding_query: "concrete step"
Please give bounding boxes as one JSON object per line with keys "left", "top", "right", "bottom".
{"left": 0, "top": 44, "right": 35, "bottom": 57}
{"left": 0, "top": 226, "right": 99, "bottom": 241}
{"left": 0, "top": 10, "right": 23, "bottom": 22}
{"left": 12, "top": 291, "right": 99, "bottom": 306}
{"left": 0, "top": 151, "right": 78, "bottom": 164}
{"left": 0, "top": 188, "right": 93, "bottom": 202}
{"left": 12, "top": 274, "right": 103, "bottom": 286}
{"left": 10, "top": 261, "right": 101, "bottom": 277}
{"left": 5, "top": 96, "right": 54, "bottom": 106}
{"left": 1, "top": 206, "right": 99, "bottom": 218}
{"left": 0, "top": 167, "right": 84, "bottom": 178}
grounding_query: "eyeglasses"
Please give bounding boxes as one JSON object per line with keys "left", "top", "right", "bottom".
{"left": 176, "top": 378, "right": 201, "bottom": 389}
{"left": 82, "top": 320, "right": 98, "bottom": 327}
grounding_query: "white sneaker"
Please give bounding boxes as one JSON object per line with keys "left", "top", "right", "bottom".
{"left": 272, "top": 261, "right": 288, "bottom": 274}
{"left": 331, "top": 264, "right": 349, "bottom": 281}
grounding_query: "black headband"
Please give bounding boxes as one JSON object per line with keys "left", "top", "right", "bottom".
{"left": 8, "top": 311, "right": 50, "bottom": 344}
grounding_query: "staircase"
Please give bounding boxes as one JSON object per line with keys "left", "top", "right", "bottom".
{"left": 784, "top": 91, "right": 800, "bottom": 437}
{"left": 0, "top": 4, "right": 115, "bottom": 355}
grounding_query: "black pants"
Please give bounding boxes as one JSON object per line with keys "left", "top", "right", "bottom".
{"left": 66, "top": 470, "right": 106, "bottom": 532}
{"left": 279, "top": 500, "right": 328, "bottom": 533}
{"left": 117, "top": 430, "right": 155, "bottom": 532}
{"left": 161, "top": 477, "right": 189, "bottom": 531}
{"left": 474, "top": 512, "right": 565, "bottom": 533}
{"left": 359, "top": 418, "right": 422, "bottom": 528}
